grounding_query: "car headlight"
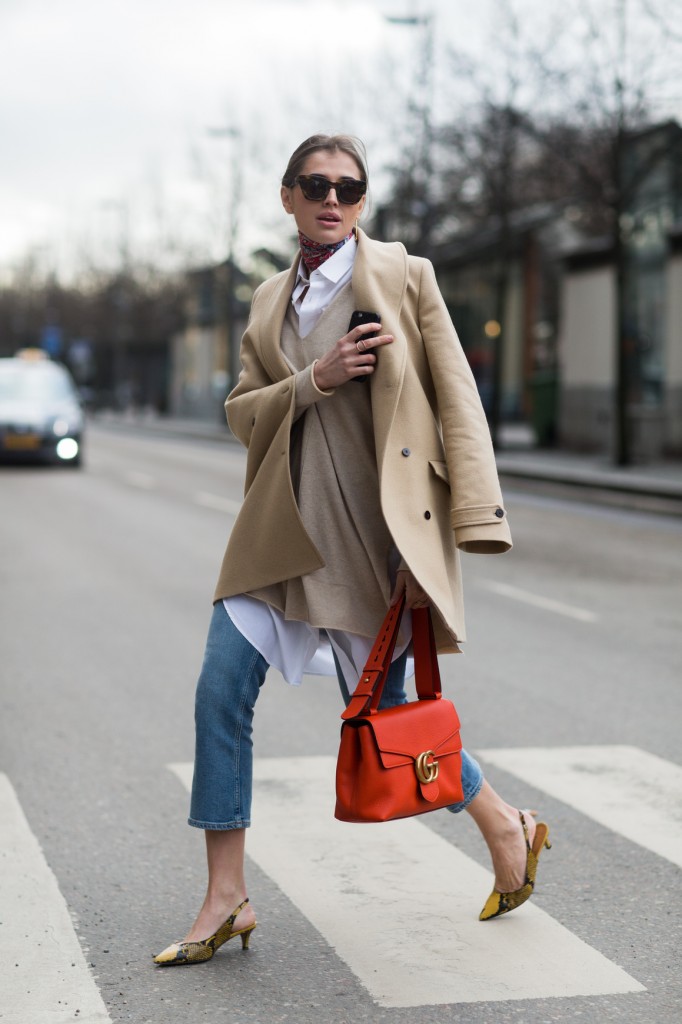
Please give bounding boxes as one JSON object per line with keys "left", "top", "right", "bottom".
{"left": 56, "top": 438, "right": 80, "bottom": 460}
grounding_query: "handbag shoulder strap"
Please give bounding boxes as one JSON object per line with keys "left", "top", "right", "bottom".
{"left": 341, "top": 595, "right": 404, "bottom": 720}
{"left": 412, "top": 607, "right": 442, "bottom": 702}
{"left": 341, "top": 596, "right": 442, "bottom": 721}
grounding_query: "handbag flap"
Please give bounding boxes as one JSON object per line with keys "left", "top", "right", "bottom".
{"left": 359, "top": 699, "right": 461, "bottom": 769}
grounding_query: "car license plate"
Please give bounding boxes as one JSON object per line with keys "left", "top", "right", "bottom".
{"left": 2, "top": 432, "right": 41, "bottom": 450}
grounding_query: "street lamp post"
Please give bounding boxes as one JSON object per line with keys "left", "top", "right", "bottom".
{"left": 100, "top": 199, "right": 132, "bottom": 409}
{"left": 384, "top": 12, "right": 435, "bottom": 257}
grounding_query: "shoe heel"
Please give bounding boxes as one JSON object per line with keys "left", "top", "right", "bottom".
{"left": 240, "top": 926, "right": 255, "bottom": 950}
{"left": 544, "top": 836, "right": 552, "bottom": 850}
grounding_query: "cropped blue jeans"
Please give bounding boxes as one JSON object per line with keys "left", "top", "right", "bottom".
{"left": 189, "top": 602, "right": 484, "bottom": 829}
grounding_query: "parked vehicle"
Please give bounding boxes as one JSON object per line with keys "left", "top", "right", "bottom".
{"left": 0, "top": 354, "right": 84, "bottom": 466}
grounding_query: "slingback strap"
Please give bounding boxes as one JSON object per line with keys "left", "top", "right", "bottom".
{"left": 341, "top": 594, "right": 442, "bottom": 721}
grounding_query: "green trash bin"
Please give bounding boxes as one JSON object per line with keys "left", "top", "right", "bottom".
{"left": 529, "top": 372, "right": 558, "bottom": 447}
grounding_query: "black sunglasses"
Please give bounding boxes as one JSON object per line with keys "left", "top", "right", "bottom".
{"left": 294, "top": 174, "right": 367, "bottom": 205}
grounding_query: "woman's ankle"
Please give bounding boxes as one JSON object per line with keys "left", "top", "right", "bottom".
{"left": 184, "top": 893, "right": 254, "bottom": 943}
{"left": 466, "top": 782, "right": 518, "bottom": 839}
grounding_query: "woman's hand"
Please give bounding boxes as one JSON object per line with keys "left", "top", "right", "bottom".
{"left": 390, "top": 569, "right": 430, "bottom": 609}
{"left": 312, "top": 322, "right": 394, "bottom": 391}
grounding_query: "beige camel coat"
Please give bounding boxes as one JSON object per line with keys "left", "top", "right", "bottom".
{"left": 214, "top": 230, "right": 512, "bottom": 651}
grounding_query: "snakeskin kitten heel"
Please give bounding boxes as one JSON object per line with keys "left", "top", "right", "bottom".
{"left": 479, "top": 811, "right": 551, "bottom": 921}
{"left": 153, "top": 897, "right": 256, "bottom": 966}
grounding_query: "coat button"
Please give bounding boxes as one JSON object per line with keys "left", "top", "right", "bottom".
{"left": 424, "top": 511, "right": 431, "bottom": 520}
{"left": 495, "top": 508, "right": 505, "bottom": 518}
{"left": 401, "top": 447, "right": 411, "bottom": 457}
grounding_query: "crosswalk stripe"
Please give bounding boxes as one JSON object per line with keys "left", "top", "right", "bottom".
{"left": 0, "top": 773, "right": 112, "bottom": 1024}
{"left": 169, "top": 757, "right": 644, "bottom": 1007}
{"left": 477, "top": 745, "right": 682, "bottom": 869}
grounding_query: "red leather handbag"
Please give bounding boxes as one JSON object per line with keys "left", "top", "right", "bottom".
{"left": 335, "top": 594, "right": 464, "bottom": 823}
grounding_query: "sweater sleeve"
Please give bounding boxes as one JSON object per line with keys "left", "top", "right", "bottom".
{"left": 225, "top": 287, "right": 337, "bottom": 492}
{"left": 292, "top": 362, "right": 335, "bottom": 421}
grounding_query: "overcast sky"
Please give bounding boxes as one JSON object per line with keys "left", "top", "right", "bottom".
{"left": 0, "top": 0, "right": 504, "bottom": 277}
{"left": 1, "top": 0, "right": 679, "bottom": 280}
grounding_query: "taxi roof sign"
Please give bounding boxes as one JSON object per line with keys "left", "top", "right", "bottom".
{"left": 15, "top": 348, "right": 49, "bottom": 361}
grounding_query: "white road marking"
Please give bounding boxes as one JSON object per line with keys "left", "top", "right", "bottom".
{"left": 480, "top": 579, "right": 598, "bottom": 622}
{"left": 169, "top": 758, "right": 643, "bottom": 1007}
{"left": 123, "top": 470, "right": 155, "bottom": 489}
{"left": 478, "top": 745, "right": 682, "bottom": 869}
{"left": 193, "top": 491, "right": 242, "bottom": 516}
{"left": 0, "top": 774, "right": 112, "bottom": 1024}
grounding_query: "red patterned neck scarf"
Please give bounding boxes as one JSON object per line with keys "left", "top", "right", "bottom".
{"left": 298, "top": 230, "right": 353, "bottom": 273}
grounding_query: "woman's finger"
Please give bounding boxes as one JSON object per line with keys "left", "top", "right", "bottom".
{"left": 351, "top": 321, "right": 381, "bottom": 337}
{"left": 362, "top": 333, "right": 394, "bottom": 350}
{"left": 406, "top": 581, "right": 429, "bottom": 609}
{"left": 348, "top": 326, "right": 393, "bottom": 351}
{"left": 391, "top": 569, "right": 430, "bottom": 610}
{"left": 389, "top": 574, "right": 407, "bottom": 605}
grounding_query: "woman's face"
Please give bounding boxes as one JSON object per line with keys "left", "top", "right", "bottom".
{"left": 281, "top": 149, "right": 366, "bottom": 245}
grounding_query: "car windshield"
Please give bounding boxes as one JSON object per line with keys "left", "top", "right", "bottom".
{"left": 0, "top": 364, "right": 77, "bottom": 403}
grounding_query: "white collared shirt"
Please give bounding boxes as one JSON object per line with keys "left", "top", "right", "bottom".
{"left": 292, "top": 236, "right": 357, "bottom": 337}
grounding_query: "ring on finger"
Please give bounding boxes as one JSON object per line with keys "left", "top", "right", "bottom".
{"left": 356, "top": 340, "right": 365, "bottom": 353}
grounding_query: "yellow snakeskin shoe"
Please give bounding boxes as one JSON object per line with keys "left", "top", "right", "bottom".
{"left": 479, "top": 812, "right": 551, "bottom": 921}
{"left": 153, "top": 898, "right": 256, "bottom": 966}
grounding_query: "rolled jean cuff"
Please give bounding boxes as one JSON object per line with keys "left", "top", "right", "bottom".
{"left": 447, "top": 750, "right": 484, "bottom": 814}
{"left": 187, "top": 817, "right": 250, "bottom": 831}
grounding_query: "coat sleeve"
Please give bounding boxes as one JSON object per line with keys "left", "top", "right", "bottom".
{"left": 416, "top": 259, "right": 512, "bottom": 554}
{"left": 225, "top": 293, "right": 291, "bottom": 494}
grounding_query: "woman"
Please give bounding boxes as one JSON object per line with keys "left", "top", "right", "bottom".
{"left": 153, "top": 134, "right": 551, "bottom": 967}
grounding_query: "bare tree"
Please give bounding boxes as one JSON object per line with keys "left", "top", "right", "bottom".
{"left": 376, "top": 0, "right": 682, "bottom": 461}
{"left": 431, "top": 2, "right": 568, "bottom": 447}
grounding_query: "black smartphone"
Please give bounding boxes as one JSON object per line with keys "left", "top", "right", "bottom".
{"left": 348, "top": 309, "right": 381, "bottom": 383}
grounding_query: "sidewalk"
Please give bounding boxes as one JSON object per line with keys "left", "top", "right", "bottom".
{"left": 95, "top": 409, "right": 232, "bottom": 444}
{"left": 495, "top": 448, "right": 682, "bottom": 514}
{"left": 95, "top": 411, "right": 682, "bottom": 514}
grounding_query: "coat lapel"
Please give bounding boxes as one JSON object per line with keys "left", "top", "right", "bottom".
{"left": 353, "top": 230, "right": 409, "bottom": 468}
{"left": 256, "top": 259, "right": 299, "bottom": 382}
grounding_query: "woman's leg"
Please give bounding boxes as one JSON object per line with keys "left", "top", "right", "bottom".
{"left": 183, "top": 829, "right": 255, "bottom": 942}
{"left": 446, "top": 749, "right": 536, "bottom": 893}
{"left": 465, "top": 781, "right": 536, "bottom": 893}
{"left": 332, "top": 648, "right": 409, "bottom": 708}
{"left": 184, "top": 603, "right": 267, "bottom": 941}
{"left": 333, "top": 640, "right": 534, "bottom": 895}
{"left": 375, "top": 650, "right": 535, "bottom": 893}
{"left": 378, "top": 649, "right": 409, "bottom": 708}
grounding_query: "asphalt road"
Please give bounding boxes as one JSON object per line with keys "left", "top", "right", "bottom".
{"left": 1, "top": 423, "right": 681, "bottom": 1024}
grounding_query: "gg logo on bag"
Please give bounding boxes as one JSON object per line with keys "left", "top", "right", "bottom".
{"left": 415, "top": 750, "right": 439, "bottom": 785}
